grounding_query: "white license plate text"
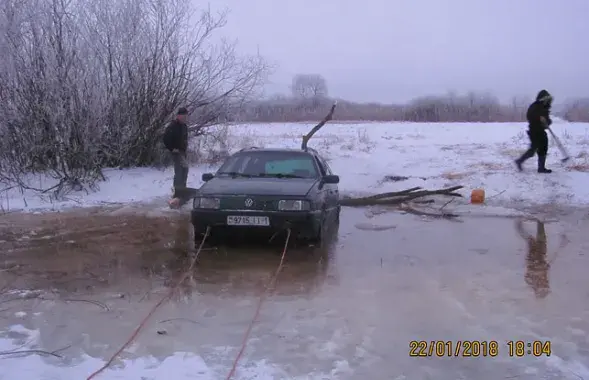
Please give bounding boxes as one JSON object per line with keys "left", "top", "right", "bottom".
{"left": 226, "top": 215, "right": 270, "bottom": 226}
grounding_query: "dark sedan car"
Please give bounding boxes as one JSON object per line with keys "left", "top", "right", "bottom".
{"left": 191, "top": 147, "right": 340, "bottom": 245}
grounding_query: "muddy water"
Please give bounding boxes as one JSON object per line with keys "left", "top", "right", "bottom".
{"left": 1, "top": 206, "right": 589, "bottom": 379}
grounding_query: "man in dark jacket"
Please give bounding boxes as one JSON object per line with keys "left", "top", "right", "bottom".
{"left": 163, "top": 107, "right": 189, "bottom": 195}
{"left": 515, "top": 90, "right": 553, "bottom": 173}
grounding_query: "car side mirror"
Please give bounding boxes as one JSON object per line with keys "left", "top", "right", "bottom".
{"left": 322, "top": 174, "right": 339, "bottom": 184}
{"left": 202, "top": 173, "right": 214, "bottom": 182}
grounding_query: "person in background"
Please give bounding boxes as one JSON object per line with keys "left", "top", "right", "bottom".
{"left": 515, "top": 90, "right": 554, "bottom": 173}
{"left": 163, "top": 107, "right": 189, "bottom": 196}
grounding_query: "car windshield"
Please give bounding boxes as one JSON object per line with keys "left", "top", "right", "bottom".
{"left": 217, "top": 151, "right": 319, "bottom": 178}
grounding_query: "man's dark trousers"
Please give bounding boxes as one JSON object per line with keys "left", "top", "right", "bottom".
{"left": 172, "top": 152, "right": 188, "bottom": 194}
{"left": 517, "top": 129, "right": 549, "bottom": 170}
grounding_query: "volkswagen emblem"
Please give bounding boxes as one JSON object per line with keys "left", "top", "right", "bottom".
{"left": 244, "top": 198, "right": 254, "bottom": 207}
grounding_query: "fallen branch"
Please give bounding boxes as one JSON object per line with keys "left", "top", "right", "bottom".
{"left": 63, "top": 298, "right": 109, "bottom": 311}
{"left": 356, "top": 187, "right": 422, "bottom": 200}
{"left": 0, "top": 295, "right": 109, "bottom": 311}
{"left": 0, "top": 344, "right": 70, "bottom": 358}
{"left": 158, "top": 318, "right": 200, "bottom": 325}
{"left": 399, "top": 203, "right": 460, "bottom": 219}
{"left": 340, "top": 186, "right": 463, "bottom": 207}
{"left": 0, "top": 349, "right": 62, "bottom": 358}
{"left": 301, "top": 102, "right": 337, "bottom": 150}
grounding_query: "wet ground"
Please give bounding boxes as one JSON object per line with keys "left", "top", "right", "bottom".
{"left": 1, "top": 204, "right": 589, "bottom": 379}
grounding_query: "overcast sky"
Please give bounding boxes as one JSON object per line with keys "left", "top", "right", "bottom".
{"left": 197, "top": 0, "right": 589, "bottom": 103}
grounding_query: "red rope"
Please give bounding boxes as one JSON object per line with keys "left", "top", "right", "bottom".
{"left": 86, "top": 227, "right": 211, "bottom": 380}
{"left": 225, "top": 228, "right": 292, "bottom": 380}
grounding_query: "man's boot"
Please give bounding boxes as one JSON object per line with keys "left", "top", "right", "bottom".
{"left": 515, "top": 150, "right": 534, "bottom": 171}
{"left": 537, "top": 155, "right": 552, "bottom": 173}
{"left": 514, "top": 158, "right": 524, "bottom": 171}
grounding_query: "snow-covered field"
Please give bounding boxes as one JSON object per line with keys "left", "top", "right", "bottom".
{"left": 2, "top": 121, "right": 589, "bottom": 213}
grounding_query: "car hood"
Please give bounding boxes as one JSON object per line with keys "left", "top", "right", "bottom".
{"left": 199, "top": 177, "right": 318, "bottom": 197}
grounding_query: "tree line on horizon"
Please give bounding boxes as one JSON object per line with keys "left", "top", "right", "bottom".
{"left": 234, "top": 74, "right": 589, "bottom": 124}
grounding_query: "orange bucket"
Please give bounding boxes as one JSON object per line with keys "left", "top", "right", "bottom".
{"left": 470, "top": 188, "right": 485, "bottom": 204}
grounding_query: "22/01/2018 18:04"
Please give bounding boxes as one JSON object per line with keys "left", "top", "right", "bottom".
{"left": 409, "top": 340, "right": 551, "bottom": 357}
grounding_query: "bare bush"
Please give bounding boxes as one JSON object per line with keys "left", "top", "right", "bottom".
{"left": 187, "top": 126, "right": 261, "bottom": 166}
{"left": 0, "top": 0, "right": 269, "bottom": 196}
{"left": 240, "top": 96, "right": 404, "bottom": 122}
{"left": 290, "top": 73, "right": 329, "bottom": 112}
{"left": 236, "top": 91, "right": 526, "bottom": 123}
{"left": 291, "top": 74, "right": 328, "bottom": 100}
{"left": 562, "top": 98, "right": 589, "bottom": 122}
{"left": 402, "top": 92, "right": 525, "bottom": 122}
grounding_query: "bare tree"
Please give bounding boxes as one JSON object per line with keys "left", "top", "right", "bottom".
{"left": 0, "top": 0, "right": 270, "bottom": 196}
{"left": 562, "top": 98, "right": 589, "bottom": 122}
{"left": 290, "top": 74, "right": 328, "bottom": 107}
{"left": 0, "top": 0, "right": 103, "bottom": 194}
{"left": 401, "top": 92, "right": 519, "bottom": 123}
{"left": 236, "top": 91, "right": 533, "bottom": 123}
{"left": 508, "top": 95, "right": 530, "bottom": 122}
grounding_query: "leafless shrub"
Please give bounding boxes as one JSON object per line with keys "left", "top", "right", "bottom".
{"left": 402, "top": 92, "right": 526, "bottom": 122}
{"left": 0, "top": 0, "right": 269, "bottom": 197}
{"left": 240, "top": 96, "right": 404, "bottom": 122}
{"left": 236, "top": 88, "right": 529, "bottom": 123}
{"left": 562, "top": 98, "right": 589, "bottom": 122}
{"left": 185, "top": 126, "right": 262, "bottom": 166}
{"left": 290, "top": 73, "right": 328, "bottom": 111}
{"left": 357, "top": 129, "right": 370, "bottom": 144}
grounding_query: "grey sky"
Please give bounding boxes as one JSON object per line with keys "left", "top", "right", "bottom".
{"left": 200, "top": 0, "right": 589, "bottom": 103}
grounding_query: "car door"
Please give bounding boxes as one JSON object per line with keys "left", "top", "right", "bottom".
{"left": 316, "top": 155, "right": 338, "bottom": 214}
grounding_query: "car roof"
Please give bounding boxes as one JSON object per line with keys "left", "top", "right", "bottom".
{"left": 236, "top": 147, "right": 320, "bottom": 155}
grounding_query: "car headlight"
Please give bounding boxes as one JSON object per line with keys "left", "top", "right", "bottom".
{"left": 278, "top": 200, "right": 310, "bottom": 211}
{"left": 193, "top": 197, "right": 221, "bottom": 209}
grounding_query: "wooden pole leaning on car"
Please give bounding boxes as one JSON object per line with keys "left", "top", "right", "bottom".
{"left": 297, "top": 102, "right": 464, "bottom": 219}
{"left": 301, "top": 101, "right": 337, "bottom": 150}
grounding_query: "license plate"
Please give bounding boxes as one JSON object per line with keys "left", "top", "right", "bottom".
{"left": 226, "top": 215, "right": 270, "bottom": 226}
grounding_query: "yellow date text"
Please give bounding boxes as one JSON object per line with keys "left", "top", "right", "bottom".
{"left": 409, "top": 340, "right": 499, "bottom": 357}
{"left": 507, "top": 340, "right": 551, "bottom": 357}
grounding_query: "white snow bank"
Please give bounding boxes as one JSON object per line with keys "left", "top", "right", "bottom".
{"left": 2, "top": 121, "right": 589, "bottom": 213}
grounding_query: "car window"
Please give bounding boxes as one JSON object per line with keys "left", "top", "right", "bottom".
{"left": 314, "top": 156, "right": 327, "bottom": 176}
{"left": 217, "top": 151, "right": 319, "bottom": 178}
{"left": 217, "top": 155, "right": 252, "bottom": 173}
{"left": 318, "top": 156, "right": 332, "bottom": 174}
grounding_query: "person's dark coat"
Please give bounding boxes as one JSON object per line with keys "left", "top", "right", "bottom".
{"left": 163, "top": 119, "right": 188, "bottom": 153}
{"left": 526, "top": 89, "right": 552, "bottom": 133}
